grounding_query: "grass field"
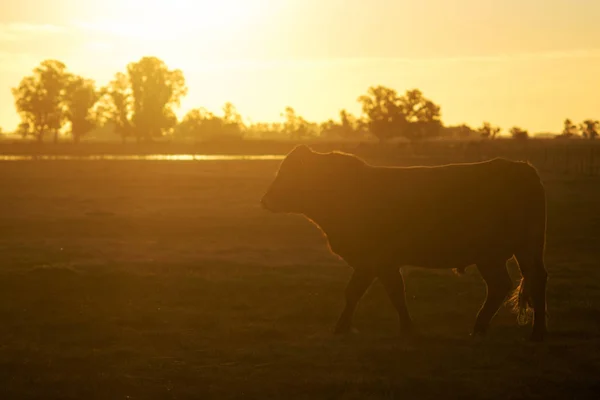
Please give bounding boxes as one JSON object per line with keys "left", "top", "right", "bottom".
{"left": 0, "top": 157, "right": 599, "bottom": 399}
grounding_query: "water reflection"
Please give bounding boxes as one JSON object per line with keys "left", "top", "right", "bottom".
{"left": 0, "top": 154, "right": 285, "bottom": 161}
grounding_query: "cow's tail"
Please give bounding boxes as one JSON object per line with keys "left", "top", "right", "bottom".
{"left": 508, "top": 269, "right": 533, "bottom": 325}
{"left": 507, "top": 160, "right": 547, "bottom": 326}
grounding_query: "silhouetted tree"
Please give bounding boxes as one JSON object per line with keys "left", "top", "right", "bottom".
{"left": 320, "top": 109, "right": 367, "bottom": 140}
{"left": 64, "top": 75, "right": 99, "bottom": 143}
{"left": 478, "top": 122, "right": 501, "bottom": 139}
{"left": 443, "top": 124, "right": 476, "bottom": 139}
{"left": 399, "top": 89, "right": 442, "bottom": 141}
{"left": 176, "top": 103, "right": 245, "bottom": 141}
{"left": 581, "top": 119, "right": 599, "bottom": 139}
{"left": 176, "top": 108, "right": 216, "bottom": 140}
{"left": 97, "top": 72, "right": 133, "bottom": 143}
{"left": 281, "top": 106, "right": 315, "bottom": 139}
{"left": 357, "top": 85, "right": 406, "bottom": 143}
{"left": 12, "top": 59, "right": 70, "bottom": 143}
{"left": 561, "top": 118, "right": 577, "bottom": 138}
{"left": 127, "top": 56, "right": 187, "bottom": 142}
{"left": 221, "top": 102, "right": 244, "bottom": 138}
{"left": 509, "top": 126, "right": 529, "bottom": 140}
{"left": 245, "top": 121, "right": 282, "bottom": 139}
{"left": 16, "top": 122, "right": 32, "bottom": 139}
{"left": 358, "top": 86, "right": 442, "bottom": 142}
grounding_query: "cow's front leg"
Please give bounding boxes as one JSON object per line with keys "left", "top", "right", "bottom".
{"left": 472, "top": 260, "right": 513, "bottom": 337}
{"left": 334, "top": 267, "right": 376, "bottom": 335}
{"left": 378, "top": 267, "right": 413, "bottom": 337}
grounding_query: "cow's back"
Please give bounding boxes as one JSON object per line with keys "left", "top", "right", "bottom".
{"left": 329, "top": 158, "right": 545, "bottom": 269}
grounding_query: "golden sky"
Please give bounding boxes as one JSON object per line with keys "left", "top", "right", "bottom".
{"left": 1, "top": 0, "right": 599, "bottom": 134}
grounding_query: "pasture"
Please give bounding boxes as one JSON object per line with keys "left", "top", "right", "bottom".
{"left": 0, "top": 153, "right": 599, "bottom": 399}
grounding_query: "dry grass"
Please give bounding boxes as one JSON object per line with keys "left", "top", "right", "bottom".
{"left": 0, "top": 158, "right": 599, "bottom": 399}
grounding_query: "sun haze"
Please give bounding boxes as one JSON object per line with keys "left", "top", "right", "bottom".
{"left": 1, "top": 0, "right": 599, "bottom": 133}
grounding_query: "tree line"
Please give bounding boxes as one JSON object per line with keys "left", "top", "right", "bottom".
{"left": 8, "top": 56, "right": 599, "bottom": 143}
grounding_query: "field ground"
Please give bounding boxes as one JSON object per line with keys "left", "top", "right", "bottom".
{"left": 0, "top": 157, "right": 599, "bottom": 399}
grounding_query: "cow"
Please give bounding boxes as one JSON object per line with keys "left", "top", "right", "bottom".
{"left": 261, "top": 145, "right": 548, "bottom": 342}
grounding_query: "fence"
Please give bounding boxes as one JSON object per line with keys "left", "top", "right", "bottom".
{"left": 353, "top": 140, "right": 600, "bottom": 176}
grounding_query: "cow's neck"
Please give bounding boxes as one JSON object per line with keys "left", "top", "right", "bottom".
{"left": 302, "top": 202, "right": 356, "bottom": 241}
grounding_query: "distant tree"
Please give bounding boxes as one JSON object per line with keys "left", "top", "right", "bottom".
{"left": 176, "top": 103, "right": 245, "bottom": 141}
{"left": 97, "top": 72, "right": 133, "bottom": 143}
{"left": 12, "top": 59, "right": 70, "bottom": 143}
{"left": 340, "top": 109, "right": 369, "bottom": 140}
{"left": 509, "top": 126, "right": 529, "bottom": 140}
{"left": 358, "top": 86, "right": 442, "bottom": 142}
{"left": 127, "top": 56, "right": 187, "bottom": 142}
{"left": 580, "top": 119, "right": 599, "bottom": 140}
{"left": 281, "top": 106, "right": 314, "bottom": 140}
{"left": 221, "top": 102, "right": 244, "bottom": 138}
{"left": 176, "top": 108, "right": 218, "bottom": 140}
{"left": 245, "top": 121, "right": 281, "bottom": 139}
{"left": 444, "top": 124, "right": 476, "bottom": 139}
{"left": 478, "top": 122, "right": 501, "bottom": 140}
{"left": 561, "top": 118, "right": 577, "bottom": 138}
{"left": 398, "top": 89, "right": 442, "bottom": 141}
{"left": 320, "top": 109, "right": 367, "bottom": 140}
{"left": 63, "top": 75, "right": 99, "bottom": 143}
{"left": 16, "top": 121, "right": 32, "bottom": 139}
{"left": 357, "top": 85, "right": 406, "bottom": 143}
{"left": 319, "top": 119, "right": 338, "bottom": 139}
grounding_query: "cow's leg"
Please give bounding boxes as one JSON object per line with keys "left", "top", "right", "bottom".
{"left": 378, "top": 267, "right": 413, "bottom": 336}
{"left": 473, "top": 260, "right": 513, "bottom": 336}
{"left": 334, "top": 267, "right": 376, "bottom": 335}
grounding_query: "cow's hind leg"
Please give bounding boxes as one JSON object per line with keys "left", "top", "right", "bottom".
{"left": 513, "top": 249, "right": 548, "bottom": 342}
{"left": 334, "top": 267, "right": 376, "bottom": 335}
{"left": 378, "top": 267, "right": 413, "bottom": 337}
{"left": 473, "top": 260, "right": 513, "bottom": 336}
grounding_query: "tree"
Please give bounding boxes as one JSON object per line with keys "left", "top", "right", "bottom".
{"left": 357, "top": 85, "right": 406, "bottom": 143}
{"left": 63, "top": 75, "right": 99, "bottom": 143}
{"left": 398, "top": 89, "right": 442, "bottom": 141}
{"left": 444, "top": 124, "right": 476, "bottom": 139}
{"left": 176, "top": 108, "right": 217, "bottom": 140}
{"left": 176, "top": 105, "right": 245, "bottom": 141}
{"left": 478, "top": 122, "right": 501, "bottom": 140}
{"left": 581, "top": 119, "right": 599, "bottom": 140}
{"left": 221, "top": 102, "right": 244, "bottom": 138}
{"left": 281, "top": 106, "right": 314, "bottom": 139}
{"left": 339, "top": 109, "right": 368, "bottom": 140}
{"left": 16, "top": 122, "right": 32, "bottom": 139}
{"left": 97, "top": 72, "right": 134, "bottom": 143}
{"left": 12, "top": 59, "right": 70, "bottom": 143}
{"left": 127, "top": 56, "right": 187, "bottom": 142}
{"left": 358, "top": 86, "right": 442, "bottom": 142}
{"left": 320, "top": 109, "right": 367, "bottom": 140}
{"left": 509, "top": 126, "right": 529, "bottom": 140}
{"left": 561, "top": 118, "right": 577, "bottom": 138}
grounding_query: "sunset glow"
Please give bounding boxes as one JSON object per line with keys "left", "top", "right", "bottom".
{"left": 1, "top": 0, "right": 599, "bottom": 134}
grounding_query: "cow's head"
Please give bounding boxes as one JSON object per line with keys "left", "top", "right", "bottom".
{"left": 261, "top": 145, "right": 315, "bottom": 214}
